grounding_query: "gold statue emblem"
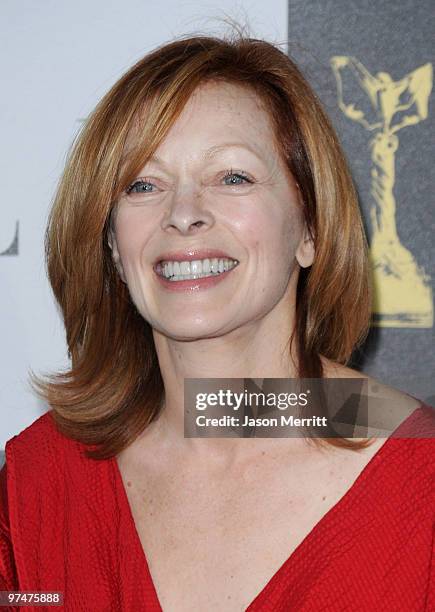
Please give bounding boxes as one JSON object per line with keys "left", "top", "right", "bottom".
{"left": 331, "top": 57, "right": 433, "bottom": 327}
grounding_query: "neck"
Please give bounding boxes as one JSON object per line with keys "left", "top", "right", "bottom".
{"left": 146, "top": 301, "right": 307, "bottom": 465}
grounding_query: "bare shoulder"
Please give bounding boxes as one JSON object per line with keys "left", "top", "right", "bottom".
{"left": 320, "top": 355, "right": 422, "bottom": 425}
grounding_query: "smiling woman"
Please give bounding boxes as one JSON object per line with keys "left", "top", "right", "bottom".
{"left": 0, "top": 28, "right": 434, "bottom": 612}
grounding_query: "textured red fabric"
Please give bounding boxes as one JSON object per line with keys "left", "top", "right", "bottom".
{"left": 0, "top": 402, "right": 434, "bottom": 611}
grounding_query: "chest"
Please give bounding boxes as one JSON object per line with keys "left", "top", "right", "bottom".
{"left": 116, "top": 443, "right": 383, "bottom": 611}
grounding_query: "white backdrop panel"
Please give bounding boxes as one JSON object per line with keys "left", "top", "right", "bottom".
{"left": 0, "top": 0, "right": 287, "bottom": 447}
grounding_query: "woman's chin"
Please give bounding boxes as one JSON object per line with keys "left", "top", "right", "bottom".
{"left": 152, "top": 320, "right": 236, "bottom": 342}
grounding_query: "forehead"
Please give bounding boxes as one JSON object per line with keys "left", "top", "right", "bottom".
{"left": 168, "top": 82, "right": 273, "bottom": 140}
{"left": 183, "top": 80, "right": 270, "bottom": 120}
{"left": 125, "top": 80, "right": 280, "bottom": 159}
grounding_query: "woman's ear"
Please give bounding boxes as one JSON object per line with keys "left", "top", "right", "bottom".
{"left": 107, "top": 226, "right": 127, "bottom": 283}
{"left": 295, "top": 224, "right": 315, "bottom": 269}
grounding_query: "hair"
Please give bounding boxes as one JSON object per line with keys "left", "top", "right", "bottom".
{"left": 31, "top": 28, "right": 374, "bottom": 460}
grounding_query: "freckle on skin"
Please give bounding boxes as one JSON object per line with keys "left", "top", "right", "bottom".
{"left": 127, "top": 481, "right": 132, "bottom": 487}
{"left": 322, "top": 496, "right": 326, "bottom": 501}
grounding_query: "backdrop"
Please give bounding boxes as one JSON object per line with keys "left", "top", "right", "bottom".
{"left": 288, "top": 0, "right": 434, "bottom": 403}
{"left": 0, "top": 0, "right": 287, "bottom": 456}
{"left": 1, "top": 1, "right": 433, "bottom": 461}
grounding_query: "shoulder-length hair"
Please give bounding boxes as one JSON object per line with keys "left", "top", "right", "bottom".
{"left": 31, "top": 31, "right": 373, "bottom": 459}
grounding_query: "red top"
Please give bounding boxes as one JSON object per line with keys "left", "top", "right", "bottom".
{"left": 0, "top": 402, "right": 434, "bottom": 611}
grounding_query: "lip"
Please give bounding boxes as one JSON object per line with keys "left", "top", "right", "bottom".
{"left": 153, "top": 248, "right": 238, "bottom": 267}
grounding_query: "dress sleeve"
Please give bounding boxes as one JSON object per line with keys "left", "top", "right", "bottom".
{"left": 0, "top": 462, "right": 19, "bottom": 589}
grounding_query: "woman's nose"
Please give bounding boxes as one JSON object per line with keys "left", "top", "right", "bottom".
{"left": 161, "top": 187, "right": 214, "bottom": 235}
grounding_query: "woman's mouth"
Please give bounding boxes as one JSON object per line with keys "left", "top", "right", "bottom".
{"left": 153, "top": 257, "right": 240, "bottom": 291}
{"left": 155, "top": 257, "right": 239, "bottom": 281}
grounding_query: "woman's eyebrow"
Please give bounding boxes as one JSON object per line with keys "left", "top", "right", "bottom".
{"left": 147, "top": 143, "right": 266, "bottom": 168}
{"left": 204, "top": 143, "right": 265, "bottom": 161}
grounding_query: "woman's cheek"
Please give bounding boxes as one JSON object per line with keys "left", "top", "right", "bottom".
{"left": 116, "top": 219, "right": 147, "bottom": 261}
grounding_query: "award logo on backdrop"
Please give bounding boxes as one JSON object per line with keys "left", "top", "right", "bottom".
{"left": 331, "top": 57, "right": 433, "bottom": 328}
{"left": 0, "top": 221, "right": 19, "bottom": 256}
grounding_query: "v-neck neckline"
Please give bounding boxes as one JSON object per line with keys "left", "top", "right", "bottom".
{"left": 111, "top": 403, "right": 426, "bottom": 611}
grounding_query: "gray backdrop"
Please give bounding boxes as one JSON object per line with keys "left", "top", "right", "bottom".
{"left": 288, "top": 0, "right": 435, "bottom": 405}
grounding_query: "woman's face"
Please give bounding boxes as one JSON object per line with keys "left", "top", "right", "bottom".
{"left": 110, "top": 80, "right": 314, "bottom": 340}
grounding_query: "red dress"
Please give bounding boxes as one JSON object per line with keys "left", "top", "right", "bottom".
{"left": 0, "top": 402, "right": 434, "bottom": 611}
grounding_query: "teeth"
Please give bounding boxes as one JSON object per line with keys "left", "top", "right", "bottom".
{"left": 170, "top": 273, "right": 214, "bottom": 281}
{"left": 180, "top": 261, "right": 190, "bottom": 275}
{"left": 159, "top": 257, "right": 239, "bottom": 281}
{"left": 190, "top": 260, "right": 202, "bottom": 274}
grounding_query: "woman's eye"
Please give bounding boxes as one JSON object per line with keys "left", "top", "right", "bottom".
{"left": 222, "top": 169, "right": 253, "bottom": 186}
{"left": 125, "top": 179, "right": 155, "bottom": 195}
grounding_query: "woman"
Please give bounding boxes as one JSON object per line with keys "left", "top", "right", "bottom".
{"left": 0, "top": 31, "right": 433, "bottom": 611}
